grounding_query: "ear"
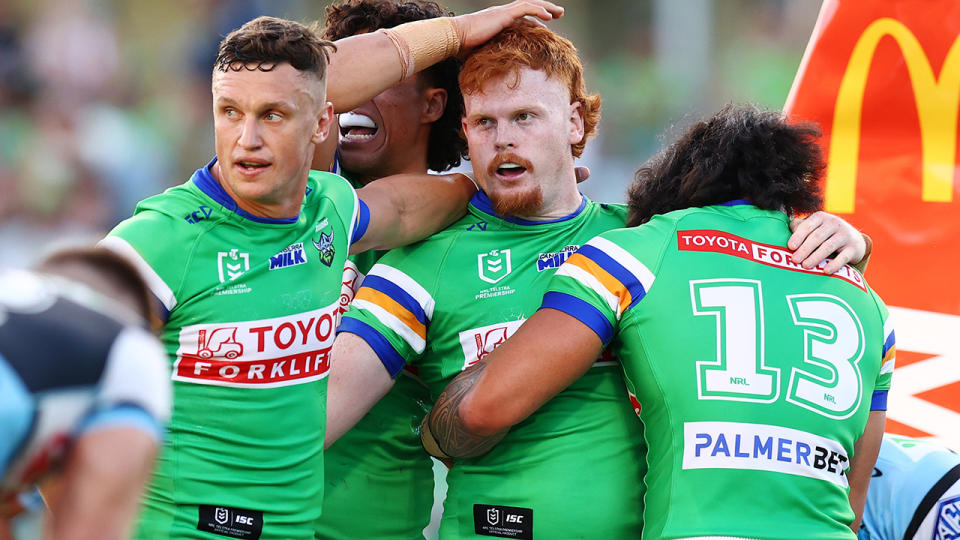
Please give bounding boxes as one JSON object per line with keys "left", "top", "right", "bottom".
{"left": 568, "top": 100, "right": 585, "bottom": 146}
{"left": 421, "top": 88, "right": 448, "bottom": 124}
{"left": 311, "top": 101, "right": 335, "bottom": 145}
{"left": 311, "top": 112, "right": 339, "bottom": 172}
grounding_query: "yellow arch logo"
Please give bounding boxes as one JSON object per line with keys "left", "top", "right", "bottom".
{"left": 828, "top": 18, "right": 960, "bottom": 212}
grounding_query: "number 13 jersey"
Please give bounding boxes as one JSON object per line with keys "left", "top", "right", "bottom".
{"left": 544, "top": 202, "right": 894, "bottom": 540}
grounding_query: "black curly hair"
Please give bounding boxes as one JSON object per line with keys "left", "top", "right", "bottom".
{"left": 626, "top": 104, "right": 825, "bottom": 227}
{"left": 322, "top": 0, "right": 465, "bottom": 172}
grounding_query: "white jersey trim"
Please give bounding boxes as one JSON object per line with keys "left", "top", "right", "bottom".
{"left": 98, "top": 236, "right": 177, "bottom": 312}
{"left": 102, "top": 326, "right": 172, "bottom": 423}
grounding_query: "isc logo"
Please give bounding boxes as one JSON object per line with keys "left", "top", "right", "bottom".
{"left": 235, "top": 515, "right": 254, "bottom": 525}
{"left": 475, "top": 503, "right": 532, "bottom": 539}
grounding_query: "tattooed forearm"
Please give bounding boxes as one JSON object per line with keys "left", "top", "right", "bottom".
{"left": 421, "top": 361, "right": 509, "bottom": 459}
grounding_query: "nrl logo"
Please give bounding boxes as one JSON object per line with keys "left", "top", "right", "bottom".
{"left": 486, "top": 508, "right": 500, "bottom": 525}
{"left": 478, "top": 249, "right": 511, "bottom": 284}
{"left": 313, "top": 228, "right": 336, "bottom": 267}
{"left": 217, "top": 249, "right": 250, "bottom": 283}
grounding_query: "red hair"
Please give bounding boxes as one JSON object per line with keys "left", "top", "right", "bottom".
{"left": 459, "top": 24, "right": 600, "bottom": 157}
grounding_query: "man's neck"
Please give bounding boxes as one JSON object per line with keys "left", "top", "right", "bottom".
{"left": 507, "top": 174, "right": 583, "bottom": 222}
{"left": 350, "top": 156, "right": 430, "bottom": 186}
{"left": 511, "top": 192, "right": 583, "bottom": 221}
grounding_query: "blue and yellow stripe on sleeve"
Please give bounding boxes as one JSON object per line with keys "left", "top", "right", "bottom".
{"left": 337, "top": 263, "right": 435, "bottom": 376}
{"left": 540, "top": 236, "right": 656, "bottom": 345}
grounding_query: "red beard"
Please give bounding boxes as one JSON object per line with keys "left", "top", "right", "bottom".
{"left": 489, "top": 185, "right": 543, "bottom": 218}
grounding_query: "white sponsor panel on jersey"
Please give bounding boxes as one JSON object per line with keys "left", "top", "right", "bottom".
{"left": 682, "top": 421, "right": 850, "bottom": 487}
{"left": 338, "top": 260, "right": 364, "bottom": 318}
{"left": 458, "top": 319, "right": 620, "bottom": 371}
{"left": 458, "top": 319, "right": 525, "bottom": 370}
{"left": 174, "top": 301, "right": 339, "bottom": 388}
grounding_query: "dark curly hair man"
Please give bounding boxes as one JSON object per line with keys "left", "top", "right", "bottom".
{"left": 316, "top": 2, "right": 464, "bottom": 539}
{"left": 322, "top": 0, "right": 465, "bottom": 179}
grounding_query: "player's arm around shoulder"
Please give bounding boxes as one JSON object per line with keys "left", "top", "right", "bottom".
{"left": 788, "top": 211, "right": 871, "bottom": 275}
{"left": 422, "top": 307, "right": 603, "bottom": 459}
{"left": 351, "top": 172, "right": 477, "bottom": 254}
{"left": 326, "top": 1, "right": 564, "bottom": 113}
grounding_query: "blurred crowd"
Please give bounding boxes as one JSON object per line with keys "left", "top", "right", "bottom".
{"left": 0, "top": 0, "right": 817, "bottom": 267}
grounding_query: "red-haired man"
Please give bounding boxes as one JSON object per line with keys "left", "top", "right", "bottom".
{"left": 329, "top": 24, "right": 871, "bottom": 539}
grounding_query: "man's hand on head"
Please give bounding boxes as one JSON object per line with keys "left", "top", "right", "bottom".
{"left": 453, "top": 0, "right": 564, "bottom": 55}
{"left": 788, "top": 211, "right": 868, "bottom": 275}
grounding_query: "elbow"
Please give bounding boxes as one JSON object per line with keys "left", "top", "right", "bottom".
{"left": 458, "top": 391, "right": 516, "bottom": 437}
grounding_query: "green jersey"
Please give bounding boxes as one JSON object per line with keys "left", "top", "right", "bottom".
{"left": 544, "top": 202, "right": 895, "bottom": 539}
{"left": 340, "top": 192, "right": 646, "bottom": 540}
{"left": 317, "top": 171, "right": 436, "bottom": 540}
{"left": 102, "top": 160, "right": 362, "bottom": 540}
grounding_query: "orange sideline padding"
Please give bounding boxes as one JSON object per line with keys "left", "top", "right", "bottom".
{"left": 785, "top": 0, "right": 960, "bottom": 448}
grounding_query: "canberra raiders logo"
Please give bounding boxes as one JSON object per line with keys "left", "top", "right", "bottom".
{"left": 313, "top": 228, "right": 335, "bottom": 267}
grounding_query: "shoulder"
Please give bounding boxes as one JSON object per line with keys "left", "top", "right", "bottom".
{"left": 589, "top": 200, "right": 629, "bottom": 221}
{"left": 308, "top": 170, "right": 357, "bottom": 202}
{"left": 110, "top": 183, "right": 207, "bottom": 240}
{"left": 373, "top": 225, "right": 461, "bottom": 274}
{"left": 568, "top": 219, "right": 678, "bottom": 298}
{"left": 134, "top": 181, "right": 208, "bottom": 216}
{"left": 104, "top": 202, "right": 200, "bottom": 271}
{"left": 305, "top": 170, "right": 360, "bottom": 233}
{"left": 589, "top": 215, "right": 677, "bottom": 254}
{"left": 102, "top": 194, "right": 201, "bottom": 313}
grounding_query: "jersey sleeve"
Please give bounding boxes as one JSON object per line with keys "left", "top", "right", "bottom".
{"left": 872, "top": 295, "right": 895, "bottom": 411}
{"left": 352, "top": 199, "right": 370, "bottom": 246}
{"left": 308, "top": 170, "right": 367, "bottom": 246}
{"left": 540, "top": 226, "right": 668, "bottom": 345}
{"left": 338, "top": 253, "right": 436, "bottom": 377}
{"left": 100, "top": 211, "right": 190, "bottom": 323}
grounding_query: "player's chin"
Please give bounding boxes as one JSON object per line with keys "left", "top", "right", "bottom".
{"left": 337, "top": 148, "right": 380, "bottom": 172}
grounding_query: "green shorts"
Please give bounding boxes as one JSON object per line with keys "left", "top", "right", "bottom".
{"left": 134, "top": 498, "right": 316, "bottom": 540}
